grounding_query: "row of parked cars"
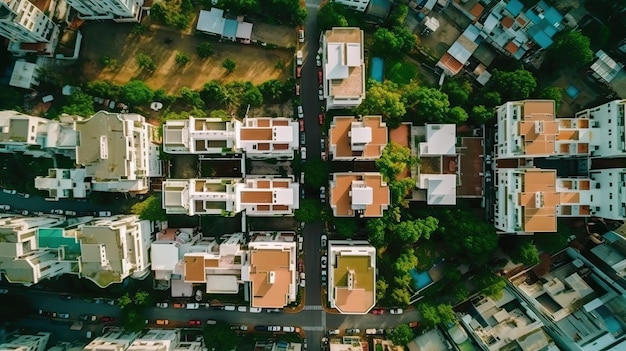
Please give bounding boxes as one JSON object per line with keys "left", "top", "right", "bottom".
{"left": 155, "top": 302, "right": 281, "bottom": 313}
{"left": 254, "top": 325, "right": 299, "bottom": 333}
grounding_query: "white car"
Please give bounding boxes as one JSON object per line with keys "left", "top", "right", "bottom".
{"left": 390, "top": 308, "right": 404, "bottom": 314}
{"left": 366, "top": 329, "right": 377, "bottom": 335}
{"left": 298, "top": 29, "right": 304, "bottom": 43}
{"left": 320, "top": 186, "right": 326, "bottom": 201}
{"left": 321, "top": 234, "right": 327, "bottom": 248}
{"left": 297, "top": 105, "right": 304, "bottom": 119}
{"left": 300, "top": 147, "right": 307, "bottom": 161}
{"left": 316, "top": 54, "right": 321, "bottom": 67}
{"left": 224, "top": 305, "right": 236, "bottom": 311}
{"left": 156, "top": 302, "right": 168, "bottom": 308}
{"left": 249, "top": 307, "right": 263, "bottom": 313}
{"left": 237, "top": 305, "right": 247, "bottom": 312}
{"left": 51, "top": 209, "right": 64, "bottom": 215}
{"left": 296, "top": 50, "right": 303, "bottom": 66}
{"left": 0, "top": 204, "right": 9, "bottom": 211}
{"left": 318, "top": 87, "right": 324, "bottom": 100}
{"left": 321, "top": 256, "right": 327, "bottom": 269}
{"left": 328, "top": 329, "right": 340, "bottom": 335}
{"left": 300, "top": 172, "right": 305, "bottom": 184}
{"left": 283, "top": 326, "right": 295, "bottom": 332}
{"left": 2, "top": 189, "right": 16, "bottom": 194}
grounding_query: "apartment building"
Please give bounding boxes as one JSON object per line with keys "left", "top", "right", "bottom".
{"left": 246, "top": 232, "right": 297, "bottom": 309}
{"left": 162, "top": 177, "right": 299, "bottom": 217}
{"left": 332, "top": 0, "right": 370, "bottom": 12}
{"left": 64, "top": 0, "right": 145, "bottom": 22}
{"left": 0, "top": 214, "right": 154, "bottom": 287}
{"left": 329, "top": 172, "right": 389, "bottom": 218}
{"left": 0, "top": 0, "right": 58, "bottom": 44}
{"left": 75, "top": 111, "right": 162, "bottom": 194}
{"left": 163, "top": 116, "right": 299, "bottom": 159}
{"left": 83, "top": 329, "right": 141, "bottom": 351}
{"left": 0, "top": 215, "right": 71, "bottom": 285}
{"left": 414, "top": 124, "right": 458, "bottom": 205}
{"left": 151, "top": 227, "right": 203, "bottom": 290}
{"left": 328, "top": 115, "right": 387, "bottom": 161}
{"left": 459, "top": 288, "right": 560, "bottom": 351}
{"left": 0, "top": 332, "right": 50, "bottom": 351}
{"left": 34, "top": 168, "right": 90, "bottom": 200}
{"left": 575, "top": 99, "right": 626, "bottom": 158}
{"left": 321, "top": 27, "right": 365, "bottom": 110}
{"left": 85, "top": 329, "right": 201, "bottom": 351}
{"left": 327, "top": 240, "right": 376, "bottom": 314}
{"left": 510, "top": 246, "right": 626, "bottom": 351}
{"left": 0, "top": 111, "right": 78, "bottom": 158}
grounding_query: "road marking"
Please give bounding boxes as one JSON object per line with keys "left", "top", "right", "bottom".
{"left": 302, "top": 326, "right": 325, "bottom": 331}
{"left": 304, "top": 305, "right": 323, "bottom": 310}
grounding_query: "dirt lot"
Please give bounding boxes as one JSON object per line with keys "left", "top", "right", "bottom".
{"left": 80, "top": 22, "right": 293, "bottom": 93}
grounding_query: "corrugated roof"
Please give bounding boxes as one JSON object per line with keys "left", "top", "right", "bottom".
{"left": 506, "top": 0, "right": 524, "bottom": 17}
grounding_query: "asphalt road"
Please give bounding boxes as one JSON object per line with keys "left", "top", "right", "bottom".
{"left": 0, "top": 190, "right": 119, "bottom": 215}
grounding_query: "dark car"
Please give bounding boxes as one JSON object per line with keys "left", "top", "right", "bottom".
{"left": 318, "top": 70, "right": 323, "bottom": 84}
{"left": 79, "top": 315, "right": 97, "bottom": 322}
{"left": 101, "top": 316, "right": 115, "bottom": 322}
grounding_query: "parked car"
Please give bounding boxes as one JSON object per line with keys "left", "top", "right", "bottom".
{"left": 2, "top": 189, "right": 16, "bottom": 194}
{"left": 20, "top": 210, "right": 29, "bottom": 216}
{"left": 300, "top": 172, "right": 305, "bottom": 185}
{"left": 186, "top": 303, "right": 200, "bottom": 309}
{"left": 320, "top": 138, "right": 325, "bottom": 150}
{"left": 318, "top": 87, "right": 324, "bottom": 100}
{"left": 101, "top": 316, "right": 114, "bottom": 322}
{"left": 156, "top": 319, "right": 169, "bottom": 325}
{"left": 65, "top": 210, "right": 77, "bottom": 216}
{"left": 321, "top": 255, "right": 327, "bottom": 269}
{"left": 408, "top": 321, "right": 420, "bottom": 328}
{"left": 320, "top": 186, "right": 326, "bottom": 201}
{"left": 371, "top": 309, "right": 384, "bottom": 315}
{"left": 297, "top": 105, "right": 304, "bottom": 119}
{"left": 328, "top": 329, "right": 340, "bottom": 335}
{"left": 346, "top": 329, "right": 360, "bottom": 334}
{"left": 296, "top": 50, "right": 303, "bottom": 65}
{"left": 17, "top": 193, "right": 30, "bottom": 198}
{"left": 300, "top": 132, "right": 306, "bottom": 145}
{"left": 300, "top": 147, "right": 307, "bottom": 161}
{"left": 295, "top": 84, "right": 300, "bottom": 96}
{"left": 224, "top": 305, "right": 236, "bottom": 311}
{"left": 237, "top": 305, "right": 247, "bottom": 312}
{"left": 58, "top": 313, "right": 70, "bottom": 319}
{"left": 156, "top": 302, "right": 168, "bottom": 308}
{"left": 283, "top": 326, "right": 295, "bottom": 332}
{"left": 172, "top": 303, "right": 186, "bottom": 308}
{"left": 97, "top": 211, "right": 112, "bottom": 217}
{"left": 318, "top": 70, "right": 323, "bottom": 84}
{"left": 231, "top": 324, "right": 247, "bottom": 330}
{"left": 188, "top": 320, "right": 201, "bottom": 326}
{"left": 316, "top": 54, "right": 322, "bottom": 67}
{"left": 318, "top": 114, "right": 324, "bottom": 125}
{"left": 366, "top": 329, "right": 377, "bottom": 335}
{"left": 299, "top": 119, "right": 304, "bottom": 132}
{"left": 94, "top": 298, "right": 115, "bottom": 305}
{"left": 0, "top": 205, "right": 9, "bottom": 211}
{"left": 39, "top": 310, "right": 57, "bottom": 318}
{"left": 321, "top": 234, "right": 327, "bottom": 248}
{"left": 298, "top": 29, "right": 304, "bottom": 43}
{"left": 390, "top": 308, "right": 404, "bottom": 314}
{"left": 207, "top": 320, "right": 217, "bottom": 325}
{"left": 268, "top": 326, "right": 281, "bottom": 332}
{"left": 296, "top": 66, "right": 302, "bottom": 78}
{"left": 51, "top": 209, "right": 63, "bottom": 215}
{"left": 78, "top": 315, "right": 97, "bottom": 322}
{"left": 266, "top": 308, "right": 281, "bottom": 313}
{"left": 249, "top": 307, "right": 263, "bottom": 313}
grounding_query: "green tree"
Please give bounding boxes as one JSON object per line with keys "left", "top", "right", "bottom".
{"left": 512, "top": 241, "right": 540, "bottom": 267}
{"left": 386, "top": 60, "right": 418, "bottom": 85}
{"left": 120, "top": 309, "right": 147, "bottom": 332}
{"left": 356, "top": 80, "right": 406, "bottom": 128}
{"left": 393, "top": 249, "right": 418, "bottom": 276}
{"left": 85, "top": 80, "right": 120, "bottom": 98}
{"left": 475, "top": 90, "right": 501, "bottom": 108}
{"left": 196, "top": 42, "right": 214, "bottom": 58}
{"left": 392, "top": 217, "right": 438, "bottom": 245}
{"left": 389, "top": 324, "right": 414, "bottom": 346}
{"left": 334, "top": 217, "right": 359, "bottom": 238}
{"left": 376, "top": 142, "right": 415, "bottom": 182}
{"left": 386, "top": 3, "right": 408, "bottom": 28}
{"left": 179, "top": 87, "right": 204, "bottom": 109}
{"left": 121, "top": 80, "right": 154, "bottom": 106}
{"left": 316, "top": 2, "right": 349, "bottom": 30}
{"left": 153, "top": 88, "right": 176, "bottom": 105}
{"left": 202, "top": 80, "right": 229, "bottom": 106}
{"left": 371, "top": 27, "right": 416, "bottom": 59}
{"left": 442, "top": 264, "right": 461, "bottom": 282}
{"left": 547, "top": 31, "right": 594, "bottom": 68}
{"left": 241, "top": 85, "right": 263, "bottom": 107}
{"left": 36, "top": 64, "right": 64, "bottom": 86}
{"left": 258, "top": 79, "right": 284, "bottom": 102}
{"left": 117, "top": 293, "right": 133, "bottom": 308}
{"left": 295, "top": 199, "right": 322, "bottom": 223}
{"left": 133, "top": 291, "right": 152, "bottom": 306}
{"left": 203, "top": 321, "right": 239, "bottom": 351}
{"left": 442, "top": 78, "right": 473, "bottom": 107}
{"left": 436, "top": 304, "right": 456, "bottom": 325}
{"left": 303, "top": 159, "right": 330, "bottom": 188}
{"left": 366, "top": 218, "right": 386, "bottom": 248}
{"left": 447, "top": 106, "right": 469, "bottom": 123}
{"left": 452, "top": 286, "right": 469, "bottom": 303}
{"left": 131, "top": 195, "right": 167, "bottom": 221}
{"left": 439, "top": 209, "right": 498, "bottom": 264}
{"left": 470, "top": 105, "right": 493, "bottom": 123}
{"left": 487, "top": 69, "right": 537, "bottom": 101}
{"left": 535, "top": 86, "right": 563, "bottom": 111}
{"left": 419, "top": 303, "right": 441, "bottom": 328}
{"left": 222, "top": 58, "right": 237, "bottom": 73}
{"left": 389, "top": 177, "right": 415, "bottom": 208}
{"left": 403, "top": 86, "right": 450, "bottom": 123}
{"left": 376, "top": 279, "right": 388, "bottom": 302}
{"left": 61, "top": 91, "right": 95, "bottom": 117}
{"left": 479, "top": 274, "right": 507, "bottom": 300}
{"left": 390, "top": 287, "right": 411, "bottom": 306}
{"left": 175, "top": 51, "right": 191, "bottom": 66}
{"left": 136, "top": 53, "right": 156, "bottom": 71}
{"left": 220, "top": 0, "right": 259, "bottom": 14}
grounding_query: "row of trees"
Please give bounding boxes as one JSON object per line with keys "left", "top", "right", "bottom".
{"left": 219, "top": 0, "right": 307, "bottom": 25}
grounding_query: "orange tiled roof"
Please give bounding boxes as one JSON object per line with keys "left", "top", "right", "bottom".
{"left": 249, "top": 248, "right": 293, "bottom": 308}
{"left": 519, "top": 100, "right": 557, "bottom": 156}
{"left": 329, "top": 116, "right": 387, "bottom": 159}
{"left": 438, "top": 53, "right": 464, "bottom": 75}
{"left": 330, "top": 173, "right": 390, "bottom": 217}
{"left": 520, "top": 169, "right": 559, "bottom": 232}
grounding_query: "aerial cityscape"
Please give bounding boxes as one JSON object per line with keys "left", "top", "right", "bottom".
{"left": 0, "top": 0, "right": 625, "bottom": 350}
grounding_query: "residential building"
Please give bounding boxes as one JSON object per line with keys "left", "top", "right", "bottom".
{"left": 587, "top": 169, "right": 626, "bottom": 220}
{"left": 0, "top": 214, "right": 155, "bottom": 287}
{"left": 163, "top": 116, "right": 298, "bottom": 159}
{"left": 34, "top": 168, "right": 90, "bottom": 201}
{"left": 575, "top": 100, "right": 626, "bottom": 158}
{"left": 327, "top": 240, "right": 376, "bottom": 314}
{"left": 329, "top": 172, "right": 389, "bottom": 218}
{"left": 333, "top": 0, "right": 370, "bottom": 12}
{"left": 246, "top": 232, "right": 297, "bottom": 309}
{"left": 162, "top": 177, "right": 299, "bottom": 217}
{"left": 510, "top": 247, "right": 626, "bottom": 351}
{"left": 590, "top": 50, "right": 626, "bottom": 98}
{"left": 85, "top": 329, "right": 201, "bottom": 351}
{"left": 0, "top": 0, "right": 58, "bottom": 44}
{"left": 437, "top": 25, "right": 481, "bottom": 76}
{"left": 328, "top": 115, "right": 387, "bottom": 161}
{"left": 0, "top": 111, "right": 78, "bottom": 158}
{"left": 458, "top": 288, "right": 559, "bottom": 351}
{"left": 413, "top": 124, "right": 458, "bottom": 205}
{"left": 328, "top": 338, "right": 368, "bottom": 351}
{"left": 75, "top": 111, "right": 162, "bottom": 194}
{"left": 0, "top": 215, "right": 71, "bottom": 285}
{"left": 321, "top": 27, "right": 365, "bottom": 110}
{"left": 150, "top": 227, "right": 203, "bottom": 290}
{"left": 195, "top": 7, "right": 253, "bottom": 43}
{"left": 0, "top": 332, "right": 50, "bottom": 351}
{"left": 83, "top": 329, "right": 141, "bottom": 351}
{"left": 64, "top": 0, "right": 145, "bottom": 22}
{"left": 181, "top": 234, "right": 245, "bottom": 295}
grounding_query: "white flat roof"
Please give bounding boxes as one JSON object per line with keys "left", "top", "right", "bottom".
{"left": 274, "top": 189, "right": 294, "bottom": 205}
{"left": 325, "top": 43, "right": 349, "bottom": 80}
{"left": 351, "top": 126, "right": 372, "bottom": 144}
{"left": 274, "top": 126, "right": 294, "bottom": 142}
{"left": 346, "top": 43, "right": 361, "bottom": 67}
{"left": 352, "top": 186, "right": 373, "bottom": 207}
{"left": 151, "top": 242, "right": 180, "bottom": 271}
{"left": 421, "top": 124, "right": 456, "bottom": 155}
{"left": 236, "top": 21, "right": 253, "bottom": 40}
{"left": 420, "top": 174, "right": 457, "bottom": 205}
{"left": 10, "top": 61, "right": 39, "bottom": 89}
{"left": 196, "top": 8, "right": 225, "bottom": 35}
{"left": 206, "top": 275, "right": 239, "bottom": 293}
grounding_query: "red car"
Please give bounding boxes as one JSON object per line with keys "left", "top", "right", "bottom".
{"left": 101, "top": 316, "right": 115, "bottom": 322}
{"left": 318, "top": 114, "right": 324, "bottom": 125}
{"left": 299, "top": 120, "right": 305, "bottom": 132}
{"left": 408, "top": 321, "right": 420, "bottom": 328}
{"left": 371, "top": 309, "right": 385, "bottom": 315}
{"left": 296, "top": 67, "right": 302, "bottom": 78}
{"left": 188, "top": 320, "right": 202, "bottom": 326}
{"left": 318, "top": 70, "right": 323, "bottom": 84}
{"left": 295, "top": 84, "right": 300, "bottom": 96}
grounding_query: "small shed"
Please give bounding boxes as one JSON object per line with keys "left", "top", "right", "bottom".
{"left": 196, "top": 8, "right": 225, "bottom": 36}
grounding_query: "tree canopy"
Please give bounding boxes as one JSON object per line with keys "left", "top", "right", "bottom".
{"left": 333, "top": 217, "right": 359, "bottom": 238}
{"left": 366, "top": 218, "right": 386, "bottom": 248}
{"left": 371, "top": 27, "right": 416, "bottom": 59}
{"left": 547, "top": 31, "right": 594, "bottom": 68}
{"left": 316, "top": 2, "right": 350, "bottom": 30}
{"left": 203, "top": 321, "right": 239, "bottom": 351}
{"left": 438, "top": 209, "right": 498, "bottom": 264}
{"left": 402, "top": 86, "right": 450, "bottom": 123}
{"left": 131, "top": 195, "right": 167, "bottom": 221}
{"left": 356, "top": 81, "right": 406, "bottom": 128}
{"left": 419, "top": 303, "right": 456, "bottom": 328}
{"left": 61, "top": 91, "right": 95, "bottom": 118}
{"left": 376, "top": 142, "right": 415, "bottom": 182}
{"left": 389, "top": 324, "right": 414, "bottom": 346}
{"left": 486, "top": 69, "right": 536, "bottom": 102}
{"left": 442, "top": 78, "right": 473, "bottom": 107}
{"left": 121, "top": 80, "right": 154, "bottom": 106}
{"left": 303, "top": 159, "right": 330, "bottom": 188}
{"left": 511, "top": 240, "right": 540, "bottom": 267}
{"left": 391, "top": 217, "right": 439, "bottom": 245}
{"left": 295, "top": 198, "right": 322, "bottom": 223}
{"left": 535, "top": 86, "right": 563, "bottom": 112}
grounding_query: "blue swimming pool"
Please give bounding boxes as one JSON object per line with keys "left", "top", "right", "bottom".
{"left": 371, "top": 57, "right": 384, "bottom": 82}
{"left": 410, "top": 269, "right": 434, "bottom": 290}
{"left": 566, "top": 85, "right": 580, "bottom": 99}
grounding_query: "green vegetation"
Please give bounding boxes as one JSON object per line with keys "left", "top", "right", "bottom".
{"left": 371, "top": 26, "right": 417, "bottom": 59}
{"left": 131, "top": 195, "right": 167, "bottom": 221}
{"left": 175, "top": 51, "right": 191, "bottom": 66}
{"left": 356, "top": 80, "right": 406, "bottom": 128}
{"left": 121, "top": 80, "right": 154, "bottom": 106}
{"left": 220, "top": 0, "right": 306, "bottom": 25}
{"left": 150, "top": 1, "right": 192, "bottom": 29}
{"left": 303, "top": 159, "right": 330, "bottom": 188}
{"left": 222, "top": 58, "right": 237, "bottom": 74}
{"left": 196, "top": 42, "right": 215, "bottom": 58}
{"left": 295, "top": 199, "right": 322, "bottom": 223}
{"left": 547, "top": 31, "right": 594, "bottom": 69}
{"left": 418, "top": 303, "right": 456, "bottom": 328}
{"left": 316, "top": 2, "right": 364, "bottom": 31}
{"left": 389, "top": 324, "right": 414, "bottom": 346}
{"left": 203, "top": 321, "right": 239, "bottom": 350}
{"left": 61, "top": 91, "right": 95, "bottom": 118}
{"left": 136, "top": 53, "right": 156, "bottom": 72}
{"left": 117, "top": 290, "right": 151, "bottom": 332}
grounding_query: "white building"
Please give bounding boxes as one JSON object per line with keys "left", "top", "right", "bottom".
{"left": 0, "top": 0, "right": 58, "bottom": 44}
{"left": 150, "top": 227, "right": 203, "bottom": 290}
{"left": 163, "top": 116, "right": 299, "bottom": 159}
{"left": 575, "top": 99, "right": 626, "bottom": 158}
{"left": 415, "top": 124, "right": 458, "bottom": 205}
{"left": 83, "top": 329, "right": 140, "bottom": 351}
{"left": 162, "top": 177, "right": 299, "bottom": 217}
{"left": 64, "top": 0, "right": 145, "bottom": 22}
{"left": 75, "top": 111, "right": 162, "bottom": 194}
{"left": 84, "top": 329, "right": 201, "bottom": 351}
{"left": 332, "top": 0, "right": 370, "bottom": 12}
{"left": 34, "top": 168, "right": 90, "bottom": 200}
{"left": 321, "top": 27, "right": 365, "bottom": 110}
{"left": 0, "top": 332, "right": 50, "bottom": 351}
{"left": 0, "top": 111, "right": 78, "bottom": 158}
{"left": 588, "top": 168, "right": 626, "bottom": 220}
